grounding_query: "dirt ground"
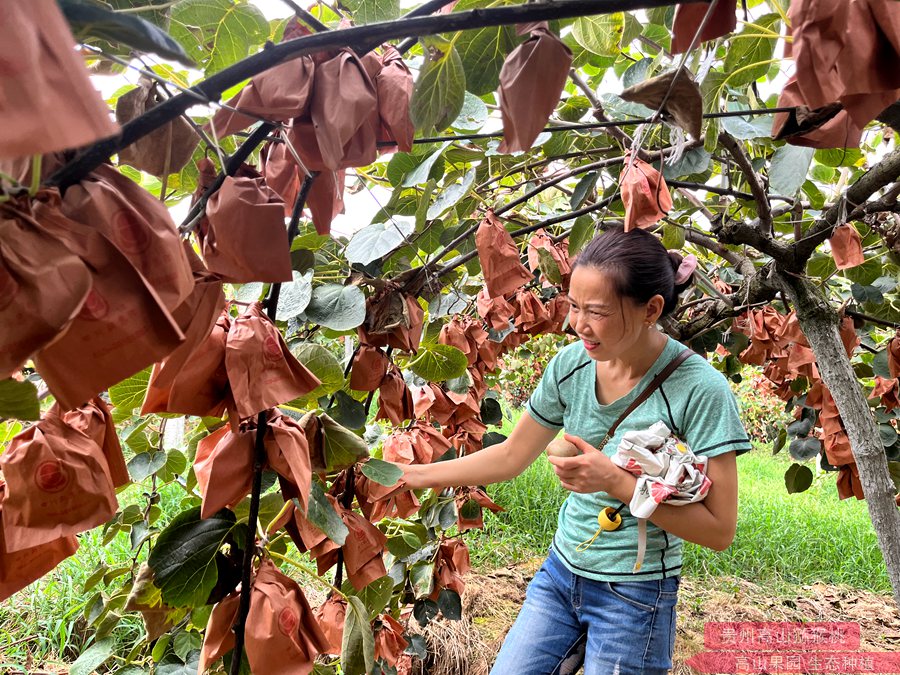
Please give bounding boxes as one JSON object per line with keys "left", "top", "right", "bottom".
{"left": 412, "top": 559, "right": 900, "bottom": 675}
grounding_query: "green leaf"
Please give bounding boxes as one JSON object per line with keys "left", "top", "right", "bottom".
{"left": 719, "top": 113, "right": 772, "bottom": 140}
{"left": 788, "top": 436, "right": 821, "bottom": 462}
{"left": 173, "top": 630, "right": 203, "bottom": 661}
{"left": 60, "top": 1, "right": 193, "bottom": 66}
{"left": 480, "top": 397, "right": 503, "bottom": 426}
{"left": 275, "top": 270, "right": 313, "bottom": 321}
{"left": 128, "top": 451, "right": 168, "bottom": 482}
{"left": 0, "top": 420, "right": 22, "bottom": 444}
{"left": 169, "top": 0, "right": 268, "bottom": 75}
{"left": 409, "top": 561, "right": 435, "bottom": 599}
{"left": 428, "top": 168, "right": 477, "bottom": 220}
{"left": 306, "top": 481, "right": 349, "bottom": 545}
{"left": 346, "top": 219, "right": 416, "bottom": 265}
{"left": 662, "top": 147, "right": 711, "bottom": 179}
{"left": 148, "top": 508, "right": 237, "bottom": 607}
{"left": 325, "top": 390, "right": 367, "bottom": 430}
{"left": 570, "top": 172, "right": 598, "bottom": 210}
{"left": 0, "top": 378, "right": 39, "bottom": 421}
{"left": 410, "top": 44, "right": 466, "bottom": 133}
{"left": 409, "top": 344, "right": 468, "bottom": 382}
{"left": 155, "top": 651, "right": 201, "bottom": 675}
{"left": 160, "top": 449, "right": 188, "bottom": 483}
{"left": 401, "top": 142, "right": 451, "bottom": 187}
{"left": 814, "top": 147, "right": 865, "bottom": 168}
{"left": 291, "top": 343, "right": 345, "bottom": 400}
{"left": 232, "top": 491, "right": 285, "bottom": 529}
{"left": 302, "top": 284, "right": 367, "bottom": 331}
{"left": 772, "top": 428, "right": 787, "bottom": 455}
{"left": 873, "top": 348, "right": 892, "bottom": 379}
{"left": 451, "top": 92, "right": 489, "bottom": 131}
{"left": 342, "top": 0, "right": 400, "bottom": 23}
{"left": 437, "top": 588, "right": 462, "bottom": 620}
{"left": 70, "top": 637, "right": 115, "bottom": 675}
{"left": 572, "top": 13, "right": 624, "bottom": 56}
{"left": 536, "top": 248, "right": 563, "bottom": 284}
{"left": 413, "top": 597, "right": 439, "bottom": 626}
{"left": 558, "top": 96, "right": 591, "bottom": 123}
{"left": 320, "top": 414, "right": 369, "bottom": 471}
{"left": 787, "top": 418, "right": 813, "bottom": 438}
{"left": 453, "top": 0, "right": 516, "bottom": 96}
{"left": 568, "top": 215, "right": 594, "bottom": 256}
{"left": 109, "top": 367, "right": 151, "bottom": 412}
{"left": 843, "top": 256, "right": 882, "bottom": 286}
{"left": 343, "top": 575, "right": 394, "bottom": 620}
{"left": 722, "top": 14, "right": 780, "bottom": 85}
{"left": 341, "top": 596, "right": 375, "bottom": 675}
{"left": 784, "top": 463, "right": 814, "bottom": 494}
{"left": 768, "top": 145, "right": 815, "bottom": 197}
{"left": 359, "top": 458, "right": 402, "bottom": 487}
{"left": 660, "top": 222, "right": 685, "bottom": 250}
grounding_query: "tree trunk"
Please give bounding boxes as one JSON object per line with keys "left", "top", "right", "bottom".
{"left": 780, "top": 273, "right": 900, "bottom": 609}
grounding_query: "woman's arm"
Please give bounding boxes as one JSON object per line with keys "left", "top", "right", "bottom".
{"left": 549, "top": 439, "right": 738, "bottom": 551}
{"left": 402, "top": 412, "right": 559, "bottom": 490}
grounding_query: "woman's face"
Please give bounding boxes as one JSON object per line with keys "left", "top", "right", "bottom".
{"left": 566, "top": 265, "right": 661, "bottom": 362}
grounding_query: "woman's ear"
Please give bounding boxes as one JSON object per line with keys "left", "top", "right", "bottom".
{"left": 645, "top": 294, "right": 665, "bottom": 324}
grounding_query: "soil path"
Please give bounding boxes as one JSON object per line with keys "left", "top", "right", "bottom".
{"left": 412, "top": 561, "right": 900, "bottom": 675}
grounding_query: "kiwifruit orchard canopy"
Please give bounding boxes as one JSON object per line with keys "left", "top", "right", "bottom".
{"left": 2, "top": 0, "right": 900, "bottom": 672}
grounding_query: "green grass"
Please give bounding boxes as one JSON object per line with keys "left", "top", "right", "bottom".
{"left": 0, "top": 481, "right": 186, "bottom": 666}
{"left": 466, "top": 412, "right": 891, "bottom": 595}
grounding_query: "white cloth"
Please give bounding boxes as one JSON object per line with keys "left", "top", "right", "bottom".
{"left": 611, "top": 421, "right": 712, "bottom": 571}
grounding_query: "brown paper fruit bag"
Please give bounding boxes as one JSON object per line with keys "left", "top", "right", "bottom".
{"left": 203, "top": 176, "right": 293, "bottom": 284}
{"left": 0, "top": 489, "right": 78, "bottom": 602}
{"left": 498, "top": 23, "right": 572, "bottom": 153}
{"left": 0, "top": 0, "right": 118, "bottom": 159}
{"left": 31, "top": 195, "right": 184, "bottom": 411}
{"left": 116, "top": 79, "right": 199, "bottom": 177}
{"left": 375, "top": 47, "right": 415, "bottom": 153}
{"left": 620, "top": 157, "right": 673, "bottom": 231}
{"left": 245, "top": 559, "right": 331, "bottom": 675}
{"left": 194, "top": 425, "right": 255, "bottom": 519}
{"left": 60, "top": 164, "right": 194, "bottom": 311}
{"left": 62, "top": 397, "right": 130, "bottom": 488}
{"left": 0, "top": 411, "right": 118, "bottom": 552}
{"left": 225, "top": 303, "right": 321, "bottom": 419}
{"left": 144, "top": 308, "right": 231, "bottom": 418}
{"left": 198, "top": 591, "right": 241, "bottom": 673}
{"left": 209, "top": 55, "right": 316, "bottom": 139}
{"left": 264, "top": 410, "right": 313, "bottom": 514}
{"left": 142, "top": 245, "right": 226, "bottom": 416}
{"left": 475, "top": 211, "right": 533, "bottom": 298}
{"left": 0, "top": 199, "right": 92, "bottom": 379}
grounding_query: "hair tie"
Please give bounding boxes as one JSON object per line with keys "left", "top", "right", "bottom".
{"left": 671, "top": 253, "right": 697, "bottom": 285}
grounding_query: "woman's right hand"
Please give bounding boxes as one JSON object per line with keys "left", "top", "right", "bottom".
{"left": 398, "top": 462, "right": 430, "bottom": 490}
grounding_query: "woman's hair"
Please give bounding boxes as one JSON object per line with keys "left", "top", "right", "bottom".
{"left": 572, "top": 226, "right": 694, "bottom": 317}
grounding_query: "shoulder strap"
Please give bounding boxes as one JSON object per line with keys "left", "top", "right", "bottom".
{"left": 596, "top": 348, "right": 694, "bottom": 451}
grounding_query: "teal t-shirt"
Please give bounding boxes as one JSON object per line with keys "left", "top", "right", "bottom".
{"left": 525, "top": 336, "right": 751, "bottom": 582}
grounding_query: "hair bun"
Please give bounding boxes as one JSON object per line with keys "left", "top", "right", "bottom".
{"left": 667, "top": 251, "right": 698, "bottom": 287}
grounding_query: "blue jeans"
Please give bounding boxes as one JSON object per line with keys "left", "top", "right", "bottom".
{"left": 490, "top": 550, "right": 679, "bottom": 675}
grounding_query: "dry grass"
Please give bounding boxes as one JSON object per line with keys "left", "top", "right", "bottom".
{"left": 416, "top": 562, "right": 900, "bottom": 675}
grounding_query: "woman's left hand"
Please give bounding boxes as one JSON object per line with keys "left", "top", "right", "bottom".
{"left": 546, "top": 434, "right": 635, "bottom": 500}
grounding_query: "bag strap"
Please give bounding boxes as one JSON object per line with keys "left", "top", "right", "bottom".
{"left": 595, "top": 348, "right": 694, "bottom": 452}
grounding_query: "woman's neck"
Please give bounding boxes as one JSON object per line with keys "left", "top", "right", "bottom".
{"left": 600, "top": 329, "right": 668, "bottom": 383}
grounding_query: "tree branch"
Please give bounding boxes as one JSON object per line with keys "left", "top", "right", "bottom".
{"left": 718, "top": 131, "right": 773, "bottom": 234}
{"left": 48, "top": 0, "right": 678, "bottom": 189}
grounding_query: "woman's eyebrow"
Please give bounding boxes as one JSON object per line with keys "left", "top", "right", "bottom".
{"left": 566, "top": 297, "right": 609, "bottom": 309}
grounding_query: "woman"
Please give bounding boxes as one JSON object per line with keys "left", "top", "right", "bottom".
{"left": 402, "top": 227, "right": 751, "bottom": 675}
